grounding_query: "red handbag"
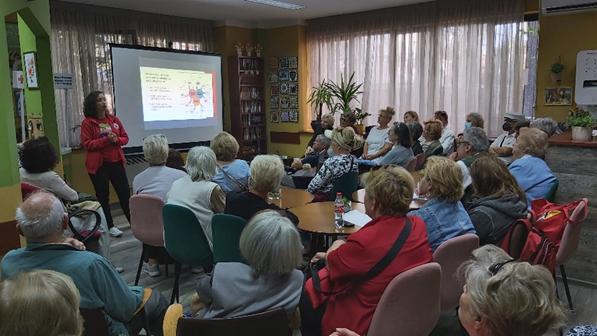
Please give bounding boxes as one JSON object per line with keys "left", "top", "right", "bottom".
{"left": 531, "top": 198, "right": 587, "bottom": 246}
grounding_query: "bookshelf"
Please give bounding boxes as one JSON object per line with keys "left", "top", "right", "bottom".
{"left": 228, "top": 56, "right": 266, "bottom": 159}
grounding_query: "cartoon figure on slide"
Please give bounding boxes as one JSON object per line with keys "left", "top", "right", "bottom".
{"left": 187, "top": 82, "right": 206, "bottom": 111}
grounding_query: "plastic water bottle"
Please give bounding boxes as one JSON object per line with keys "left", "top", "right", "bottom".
{"left": 334, "top": 192, "right": 344, "bottom": 229}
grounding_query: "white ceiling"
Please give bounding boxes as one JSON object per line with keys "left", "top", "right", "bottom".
{"left": 59, "top": 0, "right": 434, "bottom": 26}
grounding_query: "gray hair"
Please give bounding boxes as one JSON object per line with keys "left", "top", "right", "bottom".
{"left": 458, "top": 245, "right": 565, "bottom": 336}
{"left": 16, "top": 191, "right": 66, "bottom": 241}
{"left": 143, "top": 134, "right": 169, "bottom": 166}
{"left": 466, "top": 112, "right": 485, "bottom": 129}
{"left": 530, "top": 118, "right": 558, "bottom": 137}
{"left": 240, "top": 211, "right": 302, "bottom": 276}
{"left": 185, "top": 146, "right": 217, "bottom": 182}
{"left": 250, "top": 155, "right": 284, "bottom": 194}
{"left": 462, "top": 127, "right": 489, "bottom": 152}
{"left": 317, "top": 134, "right": 331, "bottom": 147}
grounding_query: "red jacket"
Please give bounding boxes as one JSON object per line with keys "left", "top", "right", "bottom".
{"left": 81, "top": 114, "right": 128, "bottom": 174}
{"left": 322, "top": 215, "right": 433, "bottom": 336}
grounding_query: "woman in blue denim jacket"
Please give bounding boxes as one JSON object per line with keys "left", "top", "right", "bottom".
{"left": 410, "top": 156, "right": 476, "bottom": 252}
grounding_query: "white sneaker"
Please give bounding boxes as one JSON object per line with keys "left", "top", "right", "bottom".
{"left": 191, "top": 267, "right": 205, "bottom": 275}
{"left": 109, "top": 227, "right": 123, "bottom": 237}
{"left": 143, "top": 262, "right": 161, "bottom": 277}
{"left": 115, "top": 267, "right": 124, "bottom": 273}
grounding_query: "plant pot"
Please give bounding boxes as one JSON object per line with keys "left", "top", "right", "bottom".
{"left": 354, "top": 124, "right": 365, "bottom": 134}
{"left": 551, "top": 71, "right": 563, "bottom": 83}
{"left": 256, "top": 52, "right": 261, "bottom": 57}
{"left": 572, "top": 126, "right": 592, "bottom": 141}
{"left": 236, "top": 50, "right": 242, "bottom": 56}
{"left": 247, "top": 50, "right": 253, "bottom": 57}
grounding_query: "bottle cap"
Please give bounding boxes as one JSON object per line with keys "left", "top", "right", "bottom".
{"left": 337, "top": 192, "right": 342, "bottom": 197}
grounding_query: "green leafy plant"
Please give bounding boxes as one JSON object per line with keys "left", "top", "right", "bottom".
{"left": 327, "top": 72, "right": 364, "bottom": 115}
{"left": 306, "top": 80, "right": 334, "bottom": 121}
{"left": 565, "top": 107, "right": 596, "bottom": 128}
{"left": 353, "top": 108, "right": 371, "bottom": 125}
{"left": 550, "top": 61, "right": 564, "bottom": 74}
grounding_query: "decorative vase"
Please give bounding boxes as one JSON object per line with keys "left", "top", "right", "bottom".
{"left": 236, "top": 50, "right": 242, "bottom": 56}
{"left": 550, "top": 71, "right": 563, "bottom": 83}
{"left": 571, "top": 126, "right": 592, "bottom": 141}
{"left": 256, "top": 52, "right": 261, "bottom": 57}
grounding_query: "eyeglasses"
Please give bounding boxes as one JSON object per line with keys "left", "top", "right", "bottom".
{"left": 488, "top": 259, "right": 519, "bottom": 275}
{"left": 457, "top": 141, "right": 469, "bottom": 147}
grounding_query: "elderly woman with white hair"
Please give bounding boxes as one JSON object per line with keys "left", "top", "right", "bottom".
{"left": 133, "top": 134, "right": 187, "bottom": 277}
{"left": 167, "top": 146, "right": 225, "bottom": 249}
{"left": 195, "top": 210, "right": 303, "bottom": 318}
{"left": 225, "top": 155, "right": 299, "bottom": 225}
{"left": 530, "top": 117, "right": 558, "bottom": 137}
{"left": 458, "top": 245, "right": 565, "bottom": 336}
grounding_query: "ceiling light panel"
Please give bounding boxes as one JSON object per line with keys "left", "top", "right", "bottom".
{"left": 244, "top": 0, "right": 305, "bottom": 10}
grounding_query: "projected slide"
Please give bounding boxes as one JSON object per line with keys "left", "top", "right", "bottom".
{"left": 140, "top": 67, "right": 215, "bottom": 122}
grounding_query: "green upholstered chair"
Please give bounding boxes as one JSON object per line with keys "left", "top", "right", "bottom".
{"left": 430, "top": 145, "right": 444, "bottom": 157}
{"left": 329, "top": 171, "right": 359, "bottom": 201}
{"left": 211, "top": 214, "right": 247, "bottom": 264}
{"left": 545, "top": 178, "right": 559, "bottom": 202}
{"left": 162, "top": 204, "right": 214, "bottom": 304}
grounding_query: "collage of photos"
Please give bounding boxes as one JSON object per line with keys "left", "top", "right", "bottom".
{"left": 269, "top": 56, "right": 299, "bottom": 123}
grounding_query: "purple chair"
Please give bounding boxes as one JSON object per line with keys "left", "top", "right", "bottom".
{"left": 368, "top": 262, "right": 442, "bottom": 336}
{"left": 414, "top": 153, "right": 426, "bottom": 171}
{"left": 433, "top": 234, "right": 479, "bottom": 312}
{"left": 130, "top": 194, "right": 167, "bottom": 286}
{"left": 404, "top": 156, "right": 417, "bottom": 172}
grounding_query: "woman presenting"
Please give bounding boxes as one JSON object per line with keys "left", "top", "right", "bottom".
{"left": 81, "top": 91, "right": 130, "bottom": 237}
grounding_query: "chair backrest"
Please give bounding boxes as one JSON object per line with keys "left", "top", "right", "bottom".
{"left": 130, "top": 194, "right": 166, "bottom": 247}
{"left": 431, "top": 145, "right": 444, "bottom": 157}
{"left": 545, "top": 178, "right": 560, "bottom": 203}
{"left": 21, "top": 183, "right": 41, "bottom": 200}
{"left": 432, "top": 234, "right": 479, "bottom": 311}
{"left": 504, "top": 219, "right": 530, "bottom": 259}
{"left": 404, "top": 156, "right": 417, "bottom": 172}
{"left": 212, "top": 214, "right": 248, "bottom": 263}
{"left": 368, "top": 262, "right": 441, "bottom": 336}
{"left": 414, "top": 153, "right": 426, "bottom": 171}
{"left": 80, "top": 308, "right": 110, "bottom": 336}
{"left": 176, "top": 308, "right": 290, "bottom": 336}
{"left": 162, "top": 204, "right": 214, "bottom": 267}
{"left": 329, "top": 171, "right": 359, "bottom": 201}
{"left": 557, "top": 198, "right": 588, "bottom": 265}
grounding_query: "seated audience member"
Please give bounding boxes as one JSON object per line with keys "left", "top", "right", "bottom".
{"left": 195, "top": 211, "right": 303, "bottom": 318}
{"left": 489, "top": 112, "right": 526, "bottom": 164}
{"left": 378, "top": 122, "right": 414, "bottom": 167}
{"left": 19, "top": 136, "right": 78, "bottom": 201}
{"left": 307, "top": 127, "right": 363, "bottom": 200}
{"left": 422, "top": 119, "right": 444, "bottom": 160}
{"left": 301, "top": 166, "right": 432, "bottom": 336}
{"left": 293, "top": 134, "right": 331, "bottom": 170}
{"left": 361, "top": 107, "right": 394, "bottom": 163}
{"left": 210, "top": 131, "right": 250, "bottom": 193}
{"left": 167, "top": 146, "right": 225, "bottom": 249}
{"left": 467, "top": 156, "right": 528, "bottom": 245}
{"left": 410, "top": 156, "right": 476, "bottom": 252}
{"left": 514, "top": 119, "right": 531, "bottom": 139}
{"left": 133, "top": 134, "right": 186, "bottom": 277}
{"left": 340, "top": 112, "right": 362, "bottom": 135}
{"left": 225, "top": 155, "right": 299, "bottom": 225}
{"left": 307, "top": 113, "right": 334, "bottom": 155}
{"left": 0, "top": 191, "right": 168, "bottom": 336}
{"left": 166, "top": 148, "right": 186, "bottom": 172}
{"left": 457, "top": 112, "right": 486, "bottom": 142}
{"left": 0, "top": 269, "right": 84, "bottom": 336}
{"left": 530, "top": 117, "right": 558, "bottom": 137}
{"left": 406, "top": 121, "right": 424, "bottom": 156}
{"left": 509, "top": 128, "right": 556, "bottom": 205}
{"left": 433, "top": 110, "right": 455, "bottom": 155}
{"left": 403, "top": 110, "right": 419, "bottom": 123}
{"left": 449, "top": 127, "right": 490, "bottom": 205}
{"left": 458, "top": 245, "right": 565, "bottom": 336}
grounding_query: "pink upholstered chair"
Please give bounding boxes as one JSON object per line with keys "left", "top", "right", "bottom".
{"left": 130, "top": 194, "right": 167, "bottom": 285}
{"left": 21, "top": 183, "right": 40, "bottom": 200}
{"left": 368, "top": 262, "right": 441, "bottom": 336}
{"left": 556, "top": 198, "right": 588, "bottom": 311}
{"left": 432, "top": 234, "right": 479, "bottom": 312}
{"left": 404, "top": 156, "right": 417, "bottom": 172}
{"left": 414, "top": 153, "right": 426, "bottom": 171}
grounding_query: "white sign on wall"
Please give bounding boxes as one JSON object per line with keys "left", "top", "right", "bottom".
{"left": 54, "top": 73, "right": 74, "bottom": 89}
{"left": 12, "top": 71, "right": 23, "bottom": 89}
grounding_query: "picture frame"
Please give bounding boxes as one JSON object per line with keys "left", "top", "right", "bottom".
{"left": 270, "top": 111, "right": 280, "bottom": 123}
{"left": 280, "top": 82, "right": 290, "bottom": 95}
{"left": 288, "top": 56, "right": 298, "bottom": 69}
{"left": 271, "top": 85, "right": 279, "bottom": 95}
{"left": 545, "top": 87, "right": 572, "bottom": 105}
{"left": 280, "top": 97, "right": 290, "bottom": 109}
{"left": 270, "top": 73, "right": 279, "bottom": 83}
{"left": 289, "top": 83, "right": 298, "bottom": 95}
{"left": 23, "top": 51, "right": 39, "bottom": 89}
{"left": 289, "top": 97, "right": 299, "bottom": 109}
{"left": 289, "top": 70, "right": 298, "bottom": 82}
{"left": 281, "top": 111, "right": 290, "bottom": 122}
{"left": 278, "top": 57, "right": 289, "bottom": 69}
{"left": 269, "top": 57, "right": 279, "bottom": 69}
{"left": 270, "top": 96, "right": 279, "bottom": 109}
{"left": 289, "top": 110, "right": 299, "bottom": 123}
{"left": 278, "top": 70, "right": 290, "bottom": 82}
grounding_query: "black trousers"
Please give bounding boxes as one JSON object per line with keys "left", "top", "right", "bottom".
{"left": 89, "top": 161, "right": 131, "bottom": 229}
{"left": 299, "top": 287, "right": 327, "bottom": 336}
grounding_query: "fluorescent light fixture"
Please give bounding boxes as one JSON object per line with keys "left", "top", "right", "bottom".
{"left": 245, "top": 0, "right": 305, "bottom": 10}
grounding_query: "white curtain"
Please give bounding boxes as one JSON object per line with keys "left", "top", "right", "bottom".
{"left": 50, "top": 1, "right": 214, "bottom": 147}
{"left": 307, "top": 0, "right": 524, "bottom": 138}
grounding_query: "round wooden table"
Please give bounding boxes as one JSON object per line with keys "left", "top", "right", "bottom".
{"left": 268, "top": 188, "right": 313, "bottom": 209}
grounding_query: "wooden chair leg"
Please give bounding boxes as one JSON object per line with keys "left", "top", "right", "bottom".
{"left": 560, "top": 265, "right": 574, "bottom": 311}
{"left": 170, "top": 262, "right": 182, "bottom": 304}
{"left": 134, "top": 244, "right": 146, "bottom": 286}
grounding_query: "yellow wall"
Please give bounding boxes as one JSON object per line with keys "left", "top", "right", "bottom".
{"left": 536, "top": 10, "right": 597, "bottom": 120}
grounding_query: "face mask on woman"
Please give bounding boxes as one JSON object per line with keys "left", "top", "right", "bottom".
{"left": 502, "top": 122, "right": 512, "bottom": 132}
{"left": 464, "top": 122, "right": 472, "bottom": 129}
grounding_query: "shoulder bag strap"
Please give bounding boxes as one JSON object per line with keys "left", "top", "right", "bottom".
{"left": 216, "top": 164, "right": 247, "bottom": 191}
{"left": 312, "top": 217, "right": 412, "bottom": 295}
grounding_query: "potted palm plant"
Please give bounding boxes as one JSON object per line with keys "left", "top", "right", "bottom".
{"left": 327, "top": 72, "right": 363, "bottom": 115}
{"left": 307, "top": 80, "right": 334, "bottom": 132}
{"left": 353, "top": 108, "right": 371, "bottom": 134}
{"left": 550, "top": 60, "right": 564, "bottom": 83}
{"left": 565, "top": 107, "right": 596, "bottom": 141}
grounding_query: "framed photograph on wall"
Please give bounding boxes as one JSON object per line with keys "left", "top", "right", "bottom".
{"left": 545, "top": 87, "right": 572, "bottom": 105}
{"left": 23, "top": 51, "right": 39, "bottom": 89}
